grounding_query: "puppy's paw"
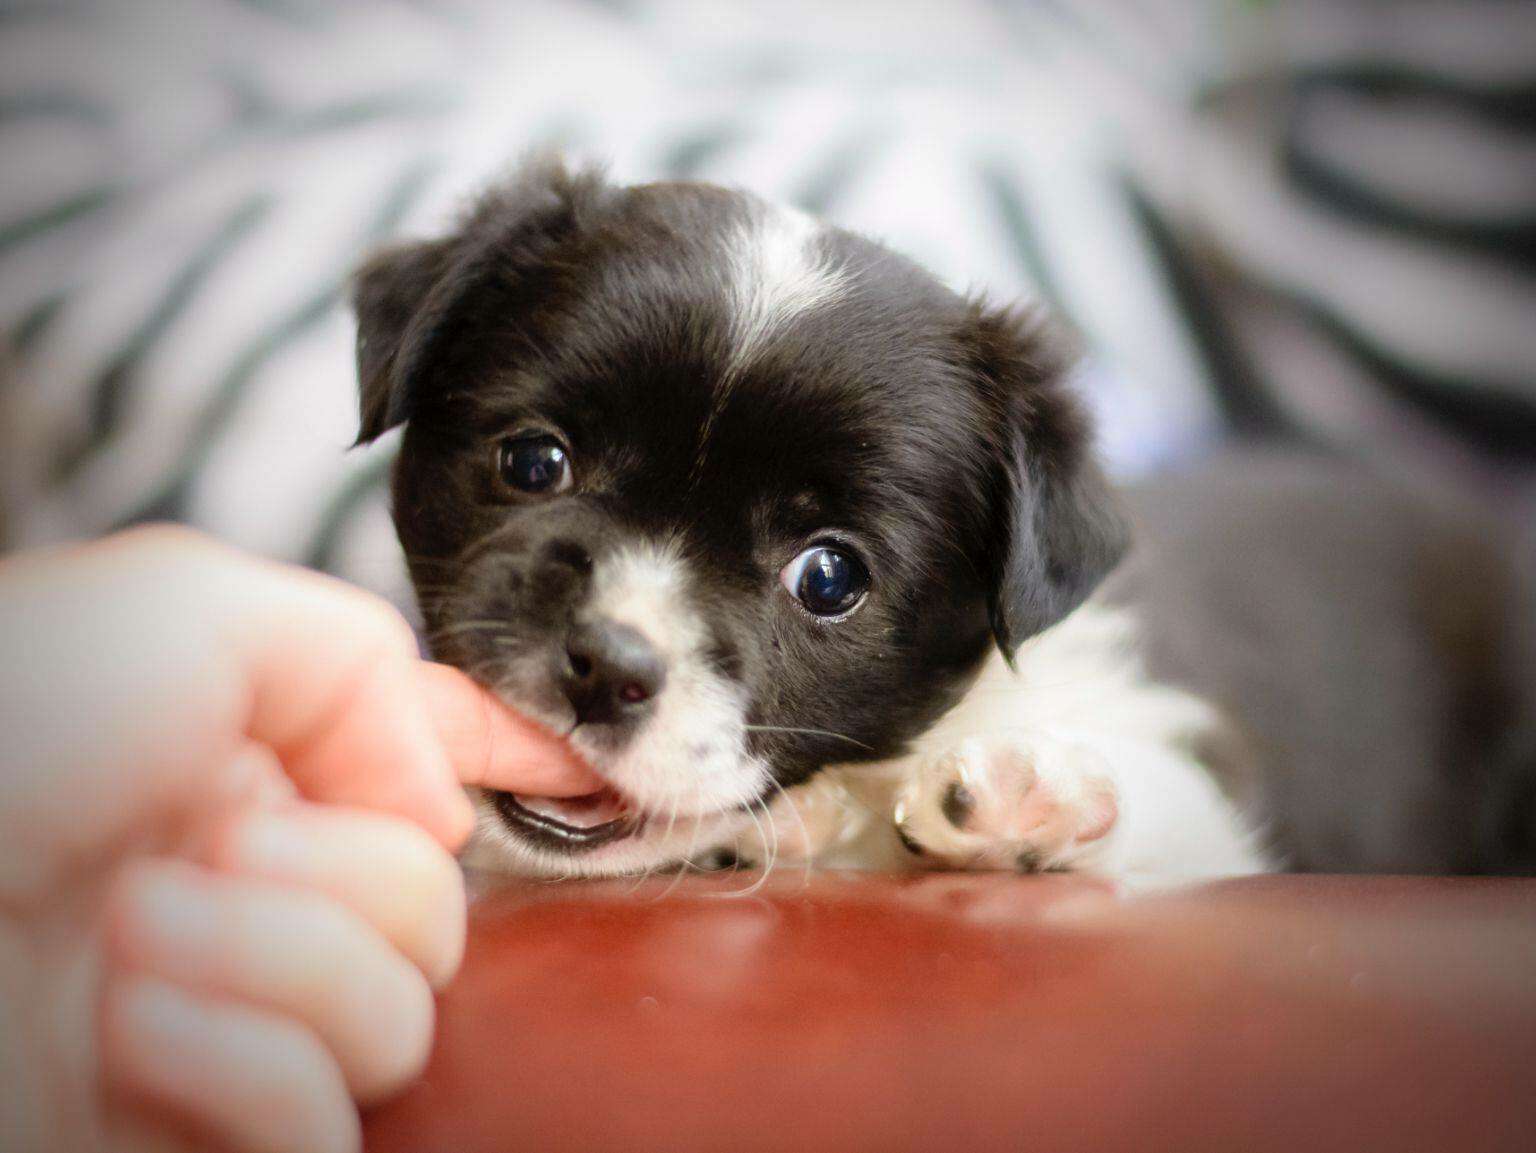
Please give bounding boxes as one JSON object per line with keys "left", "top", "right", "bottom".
{"left": 893, "top": 734, "right": 1118, "bottom": 872}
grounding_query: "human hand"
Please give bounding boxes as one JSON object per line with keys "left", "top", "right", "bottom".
{"left": 0, "top": 526, "right": 600, "bottom": 1153}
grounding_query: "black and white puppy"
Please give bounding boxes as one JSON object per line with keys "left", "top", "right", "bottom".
{"left": 352, "top": 159, "right": 1533, "bottom": 883}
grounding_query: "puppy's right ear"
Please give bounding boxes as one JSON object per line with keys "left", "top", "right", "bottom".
{"left": 962, "top": 303, "right": 1129, "bottom": 661}
{"left": 352, "top": 239, "right": 453, "bottom": 445}
{"left": 351, "top": 155, "right": 610, "bottom": 445}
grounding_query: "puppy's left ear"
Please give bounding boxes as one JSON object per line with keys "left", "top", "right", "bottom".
{"left": 352, "top": 239, "right": 454, "bottom": 445}
{"left": 963, "top": 303, "right": 1129, "bottom": 660}
{"left": 351, "top": 155, "right": 612, "bottom": 445}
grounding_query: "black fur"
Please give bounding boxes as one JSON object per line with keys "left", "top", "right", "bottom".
{"left": 957, "top": 303, "right": 1128, "bottom": 657}
{"left": 353, "top": 158, "right": 1124, "bottom": 834}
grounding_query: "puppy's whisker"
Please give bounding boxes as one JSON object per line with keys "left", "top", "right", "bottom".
{"left": 636, "top": 800, "right": 685, "bottom": 891}
{"left": 659, "top": 857, "right": 692, "bottom": 899}
{"left": 452, "top": 521, "right": 530, "bottom": 572}
{"left": 428, "top": 619, "right": 509, "bottom": 639}
{"left": 660, "top": 790, "right": 682, "bottom": 847}
{"left": 761, "top": 793, "right": 783, "bottom": 891}
{"left": 742, "top": 725, "right": 874, "bottom": 752}
{"left": 765, "top": 775, "right": 815, "bottom": 889}
{"left": 702, "top": 800, "right": 755, "bottom": 898}
{"left": 658, "top": 808, "right": 708, "bottom": 901}
{"left": 625, "top": 855, "right": 655, "bottom": 895}
{"left": 730, "top": 796, "right": 777, "bottom": 899}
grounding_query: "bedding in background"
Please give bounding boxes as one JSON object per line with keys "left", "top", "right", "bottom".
{"left": 1, "top": 0, "right": 1531, "bottom": 617}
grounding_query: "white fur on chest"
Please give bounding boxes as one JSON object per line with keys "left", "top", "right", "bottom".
{"left": 917, "top": 602, "right": 1227, "bottom": 753}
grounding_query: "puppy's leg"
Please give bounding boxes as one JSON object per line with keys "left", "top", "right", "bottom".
{"left": 893, "top": 728, "right": 1270, "bottom": 883}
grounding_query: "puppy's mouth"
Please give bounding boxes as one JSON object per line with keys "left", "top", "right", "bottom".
{"left": 490, "top": 786, "right": 645, "bottom": 851}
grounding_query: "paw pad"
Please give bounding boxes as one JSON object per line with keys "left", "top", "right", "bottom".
{"left": 940, "top": 780, "right": 976, "bottom": 828}
{"left": 893, "top": 734, "right": 1118, "bottom": 872}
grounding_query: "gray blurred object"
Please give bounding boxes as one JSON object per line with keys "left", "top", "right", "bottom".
{"left": 1124, "top": 0, "right": 1536, "bottom": 478}
{"left": 1116, "top": 449, "right": 1536, "bottom": 874}
{"left": 0, "top": 0, "right": 1531, "bottom": 579}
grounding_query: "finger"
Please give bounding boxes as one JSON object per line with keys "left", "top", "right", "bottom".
{"left": 105, "top": 859, "right": 436, "bottom": 1104}
{"left": 203, "top": 805, "right": 467, "bottom": 989}
{"left": 213, "top": 546, "right": 474, "bottom": 848}
{"left": 101, "top": 975, "right": 360, "bottom": 1153}
{"left": 415, "top": 661, "right": 604, "bottom": 796}
{"left": 0, "top": 525, "right": 472, "bottom": 903}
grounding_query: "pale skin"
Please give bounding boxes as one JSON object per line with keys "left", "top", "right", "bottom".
{"left": 0, "top": 526, "right": 604, "bottom": 1153}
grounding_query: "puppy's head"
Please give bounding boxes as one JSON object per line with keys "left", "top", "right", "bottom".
{"left": 352, "top": 158, "right": 1125, "bottom": 875}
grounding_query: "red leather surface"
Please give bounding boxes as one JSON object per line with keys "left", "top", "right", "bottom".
{"left": 364, "top": 873, "right": 1536, "bottom": 1153}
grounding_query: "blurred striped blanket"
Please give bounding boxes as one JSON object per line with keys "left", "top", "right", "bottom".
{"left": 2, "top": 0, "right": 1532, "bottom": 615}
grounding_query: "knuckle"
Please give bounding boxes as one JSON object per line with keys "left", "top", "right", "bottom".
{"left": 343, "top": 595, "right": 419, "bottom": 661}
{"left": 261, "top": 1019, "right": 364, "bottom": 1153}
{"left": 352, "top": 964, "right": 436, "bottom": 1103}
{"left": 100, "top": 858, "right": 202, "bottom": 966}
{"left": 114, "top": 522, "right": 205, "bottom": 551}
{"left": 404, "top": 824, "right": 465, "bottom": 902}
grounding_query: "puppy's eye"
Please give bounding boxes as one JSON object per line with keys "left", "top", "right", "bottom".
{"left": 780, "top": 545, "right": 870, "bottom": 617}
{"left": 496, "top": 434, "right": 572, "bottom": 495}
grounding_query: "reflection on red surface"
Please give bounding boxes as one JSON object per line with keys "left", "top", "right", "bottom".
{"left": 366, "top": 873, "right": 1536, "bottom": 1153}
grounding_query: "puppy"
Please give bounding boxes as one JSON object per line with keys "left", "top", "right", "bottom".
{"left": 352, "top": 159, "right": 1534, "bottom": 884}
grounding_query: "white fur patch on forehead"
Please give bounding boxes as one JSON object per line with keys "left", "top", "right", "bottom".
{"left": 722, "top": 202, "right": 850, "bottom": 374}
{"left": 690, "top": 201, "right": 851, "bottom": 487}
{"left": 587, "top": 540, "right": 702, "bottom": 656}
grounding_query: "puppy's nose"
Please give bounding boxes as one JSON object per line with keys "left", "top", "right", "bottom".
{"left": 562, "top": 619, "right": 666, "bottom": 726}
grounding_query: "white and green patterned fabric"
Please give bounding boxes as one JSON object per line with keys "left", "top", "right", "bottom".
{"left": 2, "top": 0, "right": 1532, "bottom": 613}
